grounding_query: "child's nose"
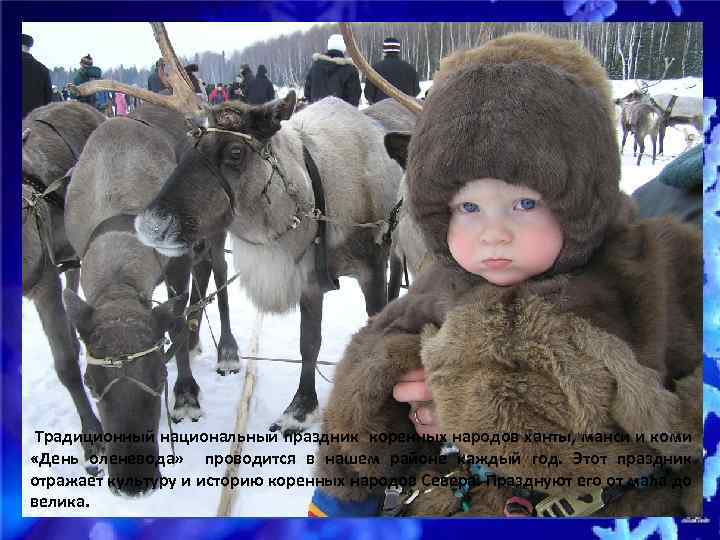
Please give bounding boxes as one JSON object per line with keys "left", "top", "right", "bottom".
{"left": 479, "top": 220, "right": 512, "bottom": 245}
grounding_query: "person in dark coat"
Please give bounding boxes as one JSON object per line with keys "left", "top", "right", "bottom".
{"left": 304, "top": 34, "right": 361, "bottom": 107}
{"left": 147, "top": 58, "right": 168, "bottom": 93}
{"left": 632, "top": 144, "right": 702, "bottom": 228}
{"left": 364, "top": 37, "right": 421, "bottom": 105}
{"left": 246, "top": 64, "right": 275, "bottom": 105}
{"left": 21, "top": 33, "right": 52, "bottom": 118}
{"left": 73, "top": 54, "right": 102, "bottom": 108}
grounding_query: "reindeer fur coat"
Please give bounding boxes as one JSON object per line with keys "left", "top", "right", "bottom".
{"left": 312, "top": 33, "right": 702, "bottom": 518}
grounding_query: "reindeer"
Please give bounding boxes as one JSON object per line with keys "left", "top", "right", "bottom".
{"left": 22, "top": 101, "right": 106, "bottom": 473}
{"left": 616, "top": 56, "right": 702, "bottom": 157}
{"left": 61, "top": 76, "right": 240, "bottom": 495}
{"left": 630, "top": 102, "right": 661, "bottom": 165}
{"left": 72, "top": 23, "right": 404, "bottom": 435}
{"left": 361, "top": 98, "right": 426, "bottom": 300}
{"left": 60, "top": 97, "right": 245, "bottom": 495}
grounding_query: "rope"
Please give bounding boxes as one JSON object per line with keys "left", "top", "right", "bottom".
{"left": 240, "top": 355, "right": 335, "bottom": 366}
{"left": 315, "top": 364, "right": 333, "bottom": 384}
{"left": 164, "top": 379, "right": 177, "bottom": 458}
{"left": 217, "top": 312, "right": 263, "bottom": 516}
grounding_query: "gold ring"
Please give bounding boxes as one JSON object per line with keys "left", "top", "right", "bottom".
{"left": 412, "top": 409, "right": 424, "bottom": 426}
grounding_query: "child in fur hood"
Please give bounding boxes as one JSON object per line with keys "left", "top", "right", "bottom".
{"left": 308, "top": 33, "right": 701, "bottom": 518}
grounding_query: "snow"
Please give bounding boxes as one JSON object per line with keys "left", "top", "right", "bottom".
{"left": 22, "top": 77, "right": 703, "bottom": 517}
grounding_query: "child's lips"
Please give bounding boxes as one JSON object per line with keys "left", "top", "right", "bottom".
{"left": 482, "top": 258, "right": 512, "bottom": 269}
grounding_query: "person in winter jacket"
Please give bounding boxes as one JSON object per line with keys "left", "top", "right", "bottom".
{"left": 632, "top": 144, "right": 702, "bottom": 228}
{"left": 147, "top": 58, "right": 168, "bottom": 93}
{"left": 114, "top": 91, "right": 128, "bottom": 116}
{"left": 309, "top": 33, "right": 701, "bottom": 518}
{"left": 209, "top": 83, "right": 229, "bottom": 104}
{"left": 230, "top": 64, "right": 254, "bottom": 102}
{"left": 304, "top": 34, "right": 361, "bottom": 107}
{"left": 364, "top": 37, "right": 420, "bottom": 104}
{"left": 73, "top": 54, "right": 102, "bottom": 108}
{"left": 246, "top": 64, "right": 276, "bottom": 105}
{"left": 22, "top": 34, "right": 52, "bottom": 117}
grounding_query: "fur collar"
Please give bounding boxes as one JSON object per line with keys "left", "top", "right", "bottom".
{"left": 312, "top": 53, "right": 355, "bottom": 66}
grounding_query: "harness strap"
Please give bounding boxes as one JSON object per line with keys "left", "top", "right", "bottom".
{"left": 84, "top": 213, "right": 138, "bottom": 258}
{"left": 383, "top": 197, "right": 403, "bottom": 246}
{"left": 127, "top": 115, "right": 156, "bottom": 130}
{"left": 23, "top": 183, "right": 79, "bottom": 272}
{"left": 22, "top": 172, "right": 66, "bottom": 209}
{"left": 93, "top": 373, "right": 164, "bottom": 402}
{"left": 33, "top": 118, "right": 81, "bottom": 161}
{"left": 86, "top": 339, "right": 166, "bottom": 368}
{"left": 303, "top": 145, "right": 339, "bottom": 293}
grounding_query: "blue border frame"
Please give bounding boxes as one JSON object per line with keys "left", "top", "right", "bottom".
{"left": 3, "top": 2, "right": 719, "bottom": 539}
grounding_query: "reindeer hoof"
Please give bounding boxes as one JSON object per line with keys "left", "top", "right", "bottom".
{"left": 216, "top": 339, "right": 240, "bottom": 375}
{"left": 171, "top": 403, "right": 203, "bottom": 423}
{"left": 269, "top": 403, "right": 319, "bottom": 435}
{"left": 172, "top": 378, "right": 202, "bottom": 422}
{"left": 79, "top": 420, "right": 105, "bottom": 476}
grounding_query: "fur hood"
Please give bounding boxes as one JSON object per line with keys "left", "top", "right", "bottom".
{"left": 314, "top": 217, "right": 701, "bottom": 516}
{"left": 312, "top": 53, "right": 355, "bottom": 66}
{"left": 407, "top": 33, "right": 620, "bottom": 276}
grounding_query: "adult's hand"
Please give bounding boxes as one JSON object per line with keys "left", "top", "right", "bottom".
{"left": 393, "top": 368, "right": 441, "bottom": 438}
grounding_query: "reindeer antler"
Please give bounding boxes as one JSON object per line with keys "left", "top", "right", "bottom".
{"left": 339, "top": 23, "right": 422, "bottom": 115}
{"left": 70, "top": 22, "right": 204, "bottom": 117}
{"left": 636, "top": 56, "right": 676, "bottom": 95}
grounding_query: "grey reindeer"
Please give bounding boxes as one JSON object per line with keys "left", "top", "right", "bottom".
{"left": 341, "top": 25, "right": 430, "bottom": 301}
{"left": 617, "top": 90, "right": 702, "bottom": 159}
{"left": 22, "top": 101, "right": 106, "bottom": 473}
{"left": 630, "top": 102, "right": 661, "bottom": 166}
{"left": 61, "top": 92, "right": 239, "bottom": 493}
{"left": 71, "top": 23, "right": 405, "bottom": 435}
{"left": 618, "top": 95, "right": 662, "bottom": 165}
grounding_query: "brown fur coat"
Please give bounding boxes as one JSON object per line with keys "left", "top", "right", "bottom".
{"left": 315, "top": 218, "right": 702, "bottom": 517}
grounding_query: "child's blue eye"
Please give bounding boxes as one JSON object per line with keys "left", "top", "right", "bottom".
{"left": 461, "top": 202, "right": 479, "bottom": 213}
{"left": 515, "top": 198, "right": 537, "bottom": 211}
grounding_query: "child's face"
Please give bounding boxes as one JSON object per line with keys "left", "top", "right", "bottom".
{"left": 447, "top": 178, "right": 563, "bottom": 286}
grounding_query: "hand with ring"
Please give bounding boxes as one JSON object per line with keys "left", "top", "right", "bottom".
{"left": 393, "top": 368, "right": 441, "bottom": 438}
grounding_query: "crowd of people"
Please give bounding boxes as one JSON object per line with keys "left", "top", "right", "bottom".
{"left": 22, "top": 31, "right": 422, "bottom": 120}
{"left": 22, "top": 34, "right": 142, "bottom": 118}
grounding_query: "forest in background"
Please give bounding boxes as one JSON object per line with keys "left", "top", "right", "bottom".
{"left": 50, "top": 22, "right": 702, "bottom": 89}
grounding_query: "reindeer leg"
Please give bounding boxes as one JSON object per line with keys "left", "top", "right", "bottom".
{"left": 658, "top": 121, "right": 667, "bottom": 155}
{"left": 64, "top": 267, "right": 81, "bottom": 354}
{"left": 65, "top": 267, "right": 80, "bottom": 294}
{"left": 165, "top": 256, "right": 202, "bottom": 422}
{"left": 636, "top": 138, "right": 644, "bottom": 166}
{"left": 651, "top": 135, "right": 657, "bottom": 165}
{"left": 209, "top": 232, "right": 240, "bottom": 375}
{"left": 360, "top": 254, "right": 388, "bottom": 316}
{"left": 31, "top": 268, "right": 103, "bottom": 474}
{"left": 621, "top": 128, "right": 629, "bottom": 154}
{"left": 188, "top": 249, "right": 211, "bottom": 357}
{"left": 388, "top": 252, "right": 403, "bottom": 302}
{"left": 269, "top": 286, "right": 322, "bottom": 434}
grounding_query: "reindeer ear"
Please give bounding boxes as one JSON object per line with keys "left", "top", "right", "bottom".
{"left": 63, "top": 289, "right": 94, "bottom": 341}
{"left": 152, "top": 293, "right": 189, "bottom": 334}
{"left": 246, "top": 91, "right": 296, "bottom": 139}
{"left": 384, "top": 132, "right": 412, "bottom": 170}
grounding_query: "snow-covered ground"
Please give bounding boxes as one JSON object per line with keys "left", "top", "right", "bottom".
{"left": 22, "top": 77, "right": 702, "bottom": 517}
